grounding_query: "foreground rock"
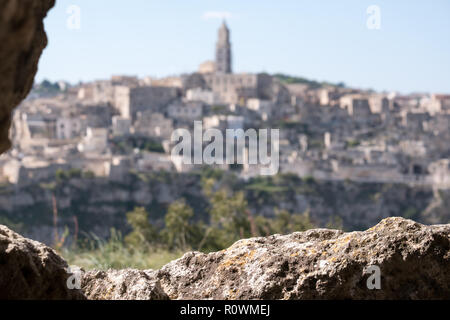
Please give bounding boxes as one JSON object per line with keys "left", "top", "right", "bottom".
{"left": 82, "top": 269, "right": 168, "bottom": 300}
{"left": 82, "top": 217, "right": 450, "bottom": 299}
{"left": 0, "top": 225, "right": 85, "bottom": 299}
{"left": 0, "top": 0, "right": 55, "bottom": 154}
{"left": 2, "top": 217, "right": 449, "bottom": 299}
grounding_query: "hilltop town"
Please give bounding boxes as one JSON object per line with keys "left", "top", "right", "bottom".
{"left": 1, "top": 1, "right": 449, "bottom": 302}
{"left": 2, "top": 21, "right": 450, "bottom": 190}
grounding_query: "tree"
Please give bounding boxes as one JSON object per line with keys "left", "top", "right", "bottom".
{"left": 272, "top": 209, "right": 316, "bottom": 235}
{"left": 124, "top": 207, "right": 158, "bottom": 248}
{"left": 164, "top": 200, "right": 194, "bottom": 250}
{"left": 289, "top": 210, "right": 315, "bottom": 232}
{"left": 326, "top": 215, "right": 344, "bottom": 230}
{"left": 201, "top": 189, "right": 252, "bottom": 250}
{"left": 254, "top": 215, "right": 273, "bottom": 237}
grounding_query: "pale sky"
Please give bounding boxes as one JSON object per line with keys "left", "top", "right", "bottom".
{"left": 36, "top": 0, "right": 450, "bottom": 94}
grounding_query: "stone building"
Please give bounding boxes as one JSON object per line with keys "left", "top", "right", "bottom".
{"left": 172, "top": 22, "right": 284, "bottom": 106}
{"left": 401, "top": 111, "right": 430, "bottom": 132}
{"left": 107, "top": 156, "right": 134, "bottom": 182}
{"left": 77, "top": 80, "right": 116, "bottom": 105}
{"left": 111, "top": 75, "right": 140, "bottom": 87}
{"left": 144, "top": 76, "right": 183, "bottom": 88}
{"left": 203, "top": 115, "right": 244, "bottom": 131}
{"left": 114, "top": 86, "right": 179, "bottom": 120}
{"left": 112, "top": 116, "right": 131, "bottom": 136}
{"left": 429, "top": 159, "right": 450, "bottom": 188}
{"left": 198, "top": 61, "right": 216, "bottom": 74}
{"left": 134, "top": 111, "right": 173, "bottom": 139}
{"left": 339, "top": 95, "right": 372, "bottom": 118}
{"left": 215, "top": 21, "right": 232, "bottom": 74}
{"left": 368, "top": 94, "right": 390, "bottom": 114}
{"left": 79, "top": 104, "right": 113, "bottom": 129}
{"left": 167, "top": 101, "right": 203, "bottom": 122}
{"left": 56, "top": 116, "right": 84, "bottom": 140}
{"left": 318, "top": 87, "right": 342, "bottom": 106}
{"left": 184, "top": 22, "right": 276, "bottom": 105}
{"left": 246, "top": 98, "right": 273, "bottom": 121}
{"left": 77, "top": 127, "right": 108, "bottom": 154}
{"left": 429, "top": 94, "right": 450, "bottom": 114}
{"left": 2, "top": 157, "right": 68, "bottom": 185}
{"left": 202, "top": 72, "right": 273, "bottom": 105}
{"left": 186, "top": 88, "right": 219, "bottom": 105}
{"left": 137, "top": 152, "right": 173, "bottom": 172}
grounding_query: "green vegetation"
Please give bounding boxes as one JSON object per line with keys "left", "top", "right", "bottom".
{"left": 200, "top": 187, "right": 252, "bottom": 250}
{"left": 56, "top": 168, "right": 80, "bottom": 180}
{"left": 55, "top": 168, "right": 96, "bottom": 181}
{"left": 308, "top": 139, "right": 325, "bottom": 150}
{"left": 32, "top": 80, "right": 62, "bottom": 96}
{"left": 345, "top": 139, "right": 361, "bottom": 148}
{"left": 112, "top": 136, "right": 165, "bottom": 154}
{"left": 246, "top": 179, "right": 289, "bottom": 194}
{"left": 210, "top": 105, "right": 230, "bottom": 115}
{"left": 163, "top": 200, "right": 196, "bottom": 250}
{"left": 17, "top": 168, "right": 435, "bottom": 271}
{"left": 302, "top": 176, "right": 316, "bottom": 185}
{"left": 274, "top": 73, "right": 345, "bottom": 89}
{"left": 60, "top": 173, "right": 321, "bottom": 269}
{"left": 10, "top": 168, "right": 437, "bottom": 270}
{"left": 326, "top": 215, "right": 344, "bottom": 230}
{"left": 403, "top": 207, "right": 420, "bottom": 220}
{"left": 0, "top": 216, "right": 24, "bottom": 234}
{"left": 62, "top": 229, "right": 183, "bottom": 270}
{"left": 124, "top": 207, "right": 159, "bottom": 247}
{"left": 276, "top": 120, "right": 309, "bottom": 132}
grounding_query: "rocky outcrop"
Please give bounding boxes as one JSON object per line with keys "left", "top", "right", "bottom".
{"left": 82, "top": 217, "right": 450, "bottom": 300}
{"left": 0, "top": 0, "right": 55, "bottom": 154}
{"left": 0, "top": 225, "right": 85, "bottom": 299}
{"left": 81, "top": 269, "right": 169, "bottom": 300}
{"left": 1, "top": 217, "right": 449, "bottom": 299}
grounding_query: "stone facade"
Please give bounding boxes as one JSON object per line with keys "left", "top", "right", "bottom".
{"left": 202, "top": 73, "right": 273, "bottom": 105}
{"left": 134, "top": 111, "right": 173, "bottom": 139}
{"left": 215, "top": 21, "right": 232, "bottom": 74}
{"left": 167, "top": 101, "right": 203, "bottom": 121}
{"left": 114, "top": 86, "right": 179, "bottom": 120}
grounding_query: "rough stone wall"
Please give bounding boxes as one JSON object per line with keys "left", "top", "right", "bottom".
{"left": 0, "top": 0, "right": 55, "bottom": 154}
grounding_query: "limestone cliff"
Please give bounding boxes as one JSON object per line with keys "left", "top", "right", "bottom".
{"left": 2, "top": 174, "right": 447, "bottom": 246}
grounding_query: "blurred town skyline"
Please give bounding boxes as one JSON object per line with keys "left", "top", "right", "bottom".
{"left": 36, "top": 0, "right": 450, "bottom": 94}
{"left": 3, "top": 5, "right": 450, "bottom": 245}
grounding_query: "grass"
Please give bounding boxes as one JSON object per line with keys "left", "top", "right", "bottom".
{"left": 60, "top": 230, "right": 184, "bottom": 270}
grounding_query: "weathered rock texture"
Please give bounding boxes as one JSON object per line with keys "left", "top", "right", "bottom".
{"left": 82, "top": 217, "right": 450, "bottom": 300}
{"left": 82, "top": 269, "right": 169, "bottom": 300}
{"left": 0, "top": 225, "right": 85, "bottom": 299}
{"left": 0, "top": 0, "right": 55, "bottom": 154}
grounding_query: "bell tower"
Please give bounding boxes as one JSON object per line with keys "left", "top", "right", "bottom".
{"left": 215, "top": 21, "right": 232, "bottom": 74}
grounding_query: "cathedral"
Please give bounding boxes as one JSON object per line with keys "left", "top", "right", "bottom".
{"left": 190, "top": 21, "right": 281, "bottom": 105}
